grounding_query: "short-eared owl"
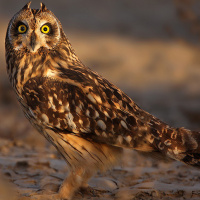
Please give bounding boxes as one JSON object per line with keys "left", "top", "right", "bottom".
{"left": 5, "top": 2, "right": 200, "bottom": 200}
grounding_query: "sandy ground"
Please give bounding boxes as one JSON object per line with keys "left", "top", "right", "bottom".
{"left": 1, "top": 1, "right": 200, "bottom": 200}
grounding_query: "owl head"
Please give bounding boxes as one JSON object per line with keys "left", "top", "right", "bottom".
{"left": 6, "top": 2, "right": 65, "bottom": 53}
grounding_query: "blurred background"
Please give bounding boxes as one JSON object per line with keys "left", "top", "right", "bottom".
{"left": 1, "top": 0, "right": 200, "bottom": 199}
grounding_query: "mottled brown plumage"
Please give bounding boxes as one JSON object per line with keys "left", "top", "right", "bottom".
{"left": 5, "top": 2, "right": 200, "bottom": 199}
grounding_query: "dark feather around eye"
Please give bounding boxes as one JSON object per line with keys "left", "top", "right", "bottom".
{"left": 15, "top": 22, "right": 27, "bottom": 31}
{"left": 42, "top": 23, "right": 54, "bottom": 35}
{"left": 12, "top": 21, "right": 28, "bottom": 36}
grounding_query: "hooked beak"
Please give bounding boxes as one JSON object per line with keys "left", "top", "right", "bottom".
{"left": 30, "top": 32, "right": 37, "bottom": 51}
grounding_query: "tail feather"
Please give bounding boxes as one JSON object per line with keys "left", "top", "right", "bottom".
{"left": 150, "top": 124, "right": 200, "bottom": 167}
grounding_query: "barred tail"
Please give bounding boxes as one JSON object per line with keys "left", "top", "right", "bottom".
{"left": 151, "top": 123, "right": 200, "bottom": 167}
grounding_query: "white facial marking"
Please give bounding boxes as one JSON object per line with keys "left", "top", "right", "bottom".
{"left": 14, "top": 44, "right": 23, "bottom": 51}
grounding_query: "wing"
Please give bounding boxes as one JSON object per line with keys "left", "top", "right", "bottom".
{"left": 21, "top": 70, "right": 161, "bottom": 151}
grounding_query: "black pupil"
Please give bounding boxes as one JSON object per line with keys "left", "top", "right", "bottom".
{"left": 44, "top": 27, "right": 48, "bottom": 32}
{"left": 21, "top": 26, "right": 25, "bottom": 32}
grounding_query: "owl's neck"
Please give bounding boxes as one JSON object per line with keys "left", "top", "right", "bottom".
{"left": 6, "top": 41, "right": 81, "bottom": 95}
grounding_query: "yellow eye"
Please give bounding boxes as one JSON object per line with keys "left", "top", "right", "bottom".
{"left": 18, "top": 24, "right": 27, "bottom": 34}
{"left": 41, "top": 25, "right": 50, "bottom": 34}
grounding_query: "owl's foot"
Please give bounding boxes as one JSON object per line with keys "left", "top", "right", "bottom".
{"left": 79, "top": 185, "right": 98, "bottom": 197}
{"left": 58, "top": 168, "right": 95, "bottom": 200}
{"left": 49, "top": 193, "right": 70, "bottom": 200}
